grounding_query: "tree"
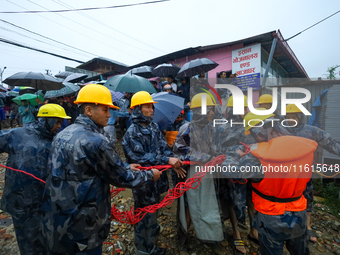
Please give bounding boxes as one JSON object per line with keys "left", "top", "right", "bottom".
{"left": 325, "top": 65, "right": 340, "bottom": 80}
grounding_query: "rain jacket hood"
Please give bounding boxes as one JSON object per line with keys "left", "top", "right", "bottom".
{"left": 132, "top": 105, "right": 153, "bottom": 125}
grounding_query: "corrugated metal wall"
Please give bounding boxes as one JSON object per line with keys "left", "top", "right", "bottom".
{"left": 263, "top": 82, "right": 340, "bottom": 163}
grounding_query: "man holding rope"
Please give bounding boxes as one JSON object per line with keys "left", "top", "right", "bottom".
{"left": 122, "top": 91, "right": 186, "bottom": 255}
{"left": 41, "top": 85, "right": 161, "bottom": 255}
{"left": 0, "top": 104, "right": 71, "bottom": 255}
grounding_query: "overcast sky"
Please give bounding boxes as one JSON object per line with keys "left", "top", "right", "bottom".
{"left": 1, "top": 0, "right": 339, "bottom": 82}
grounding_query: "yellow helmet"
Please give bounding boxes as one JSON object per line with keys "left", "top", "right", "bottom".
{"left": 286, "top": 104, "right": 302, "bottom": 113}
{"left": 190, "top": 93, "right": 217, "bottom": 109}
{"left": 256, "top": 94, "right": 273, "bottom": 104}
{"left": 37, "top": 103, "right": 71, "bottom": 119}
{"left": 74, "top": 84, "right": 119, "bottom": 109}
{"left": 244, "top": 108, "right": 275, "bottom": 135}
{"left": 227, "top": 95, "right": 248, "bottom": 107}
{"left": 130, "top": 91, "right": 158, "bottom": 109}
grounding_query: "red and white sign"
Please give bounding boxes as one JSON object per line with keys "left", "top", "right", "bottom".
{"left": 232, "top": 43, "right": 261, "bottom": 77}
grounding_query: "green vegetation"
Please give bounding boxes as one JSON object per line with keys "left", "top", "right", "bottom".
{"left": 313, "top": 179, "right": 340, "bottom": 217}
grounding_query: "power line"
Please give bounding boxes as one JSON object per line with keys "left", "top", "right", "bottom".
{"left": 285, "top": 10, "right": 340, "bottom": 42}
{"left": 5, "top": 0, "right": 143, "bottom": 60}
{"left": 0, "top": 18, "right": 96, "bottom": 58}
{"left": 27, "top": 0, "right": 158, "bottom": 56}
{"left": 0, "top": 37, "right": 85, "bottom": 63}
{"left": 0, "top": 0, "right": 169, "bottom": 13}
{"left": 52, "top": 0, "right": 166, "bottom": 54}
{"left": 0, "top": 24, "right": 93, "bottom": 59}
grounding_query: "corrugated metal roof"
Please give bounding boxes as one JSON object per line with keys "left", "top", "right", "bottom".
{"left": 130, "top": 30, "right": 308, "bottom": 79}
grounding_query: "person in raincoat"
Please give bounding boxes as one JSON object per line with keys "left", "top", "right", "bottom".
{"left": 41, "top": 85, "right": 162, "bottom": 255}
{"left": 18, "top": 100, "right": 36, "bottom": 127}
{"left": 122, "top": 91, "right": 185, "bottom": 255}
{"left": 285, "top": 104, "right": 340, "bottom": 243}
{"left": 221, "top": 111, "right": 317, "bottom": 255}
{"left": 0, "top": 103, "right": 71, "bottom": 255}
{"left": 173, "top": 93, "right": 226, "bottom": 255}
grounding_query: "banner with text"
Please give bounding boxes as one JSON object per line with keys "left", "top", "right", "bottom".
{"left": 232, "top": 43, "right": 261, "bottom": 91}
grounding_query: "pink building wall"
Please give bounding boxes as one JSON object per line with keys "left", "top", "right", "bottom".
{"left": 165, "top": 43, "right": 260, "bottom": 106}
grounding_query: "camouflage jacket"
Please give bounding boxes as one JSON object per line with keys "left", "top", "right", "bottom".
{"left": 122, "top": 108, "right": 172, "bottom": 206}
{"left": 173, "top": 122, "right": 215, "bottom": 162}
{"left": 287, "top": 122, "right": 340, "bottom": 156}
{"left": 41, "top": 115, "right": 153, "bottom": 253}
{"left": 0, "top": 119, "right": 55, "bottom": 215}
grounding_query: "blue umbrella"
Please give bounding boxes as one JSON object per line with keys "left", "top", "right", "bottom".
{"left": 109, "top": 90, "right": 124, "bottom": 102}
{"left": 151, "top": 92, "right": 184, "bottom": 131}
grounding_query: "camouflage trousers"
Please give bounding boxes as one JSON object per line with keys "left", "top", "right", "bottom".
{"left": 12, "top": 210, "right": 47, "bottom": 255}
{"left": 303, "top": 179, "right": 313, "bottom": 213}
{"left": 258, "top": 231, "right": 309, "bottom": 255}
{"left": 134, "top": 195, "right": 160, "bottom": 255}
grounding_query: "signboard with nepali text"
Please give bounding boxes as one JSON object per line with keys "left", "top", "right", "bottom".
{"left": 232, "top": 43, "right": 261, "bottom": 91}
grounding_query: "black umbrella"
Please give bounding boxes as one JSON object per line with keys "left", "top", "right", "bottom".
{"left": 3, "top": 72, "right": 64, "bottom": 90}
{"left": 127, "top": 66, "right": 155, "bottom": 78}
{"left": 19, "top": 87, "right": 37, "bottom": 95}
{"left": 55, "top": 71, "right": 74, "bottom": 79}
{"left": 152, "top": 63, "right": 180, "bottom": 77}
{"left": 177, "top": 58, "right": 219, "bottom": 78}
{"left": 63, "top": 73, "right": 88, "bottom": 83}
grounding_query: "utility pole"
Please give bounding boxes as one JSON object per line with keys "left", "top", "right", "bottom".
{"left": 0, "top": 66, "right": 7, "bottom": 85}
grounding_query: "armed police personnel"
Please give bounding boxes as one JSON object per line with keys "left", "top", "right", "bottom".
{"left": 0, "top": 104, "right": 70, "bottom": 255}
{"left": 173, "top": 93, "right": 226, "bottom": 255}
{"left": 122, "top": 91, "right": 185, "bottom": 255}
{"left": 285, "top": 104, "right": 340, "bottom": 243}
{"left": 222, "top": 111, "right": 317, "bottom": 255}
{"left": 42, "top": 85, "right": 161, "bottom": 255}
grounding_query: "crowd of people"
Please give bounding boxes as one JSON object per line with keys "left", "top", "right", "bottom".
{"left": 0, "top": 72, "right": 340, "bottom": 255}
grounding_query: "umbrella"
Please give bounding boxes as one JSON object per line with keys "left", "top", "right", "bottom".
{"left": 55, "top": 71, "right": 74, "bottom": 79}
{"left": 63, "top": 73, "right": 88, "bottom": 83}
{"left": 7, "top": 91, "right": 19, "bottom": 97}
{"left": 3, "top": 72, "right": 64, "bottom": 90}
{"left": 19, "top": 88, "right": 37, "bottom": 95}
{"left": 177, "top": 58, "right": 219, "bottom": 78}
{"left": 152, "top": 63, "right": 180, "bottom": 77}
{"left": 44, "top": 82, "right": 80, "bottom": 99}
{"left": 0, "top": 92, "right": 6, "bottom": 99}
{"left": 151, "top": 92, "right": 184, "bottom": 131}
{"left": 0, "top": 85, "right": 8, "bottom": 92}
{"left": 127, "top": 66, "right": 155, "bottom": 78}
{"left": 104, "top": 73, "right": 156, "bottom": 94}
{"left": 109, "top": 90, "right": 124, "bottom": 102}
{"left": 12, "top": 93, "right": 44, "bottom": 106}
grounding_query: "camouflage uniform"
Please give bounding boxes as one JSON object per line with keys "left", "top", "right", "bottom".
{"left": 122, "top": 107, "right": 172, "bottom": 255}
{"left": 286, "top": 122, "right": 340, "bottom": 212}
{"left": 216, "top": 113, "right": 256, "bottom": 224}
{"left": 222, "top": 140, "right": 309, "bottom": 255}
{"left": 173, "top": 108, "right": 224, "bottom": 246}
{"left": 41, "top": 115, "right": 154, "bottom": 254}
{"left": 0, "top": 118, "right": 60, "bottom": 255}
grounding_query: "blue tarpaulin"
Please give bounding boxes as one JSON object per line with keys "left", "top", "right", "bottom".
{"left": 307, "top": 89, "right": 329, "bottom": 127}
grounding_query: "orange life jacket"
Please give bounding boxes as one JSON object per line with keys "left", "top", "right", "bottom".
{"left": 165, "top": 131, "right": 179, "bottom": 147}
{"left": 250, "top": 136, "right": 318, "bottom": 215}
